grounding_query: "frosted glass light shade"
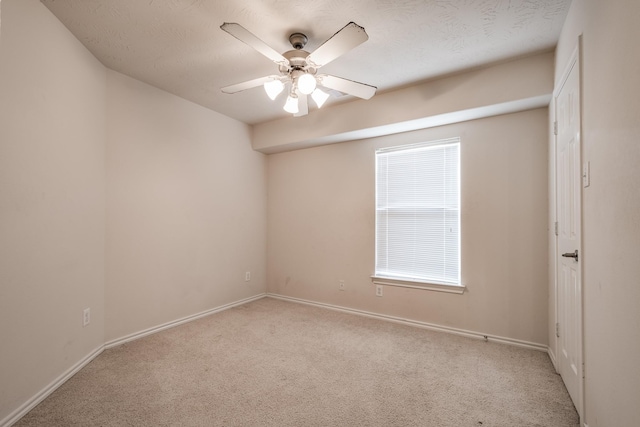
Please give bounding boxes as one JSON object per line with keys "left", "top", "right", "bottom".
{"left": 283, "top": 94, "right": 299, "bottom": 114}
{"left": 264, "top": 79, "right": 284, "bottom": 100}
{"left": 311, "top": 88, "right": 330, "bottom": 108}
{"left": 297, "top": 73, "right": 317, "bottom": 95}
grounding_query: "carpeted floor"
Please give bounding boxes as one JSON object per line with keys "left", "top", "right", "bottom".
{"left": 15, "top": 297, "right": 579, "bottom": 426}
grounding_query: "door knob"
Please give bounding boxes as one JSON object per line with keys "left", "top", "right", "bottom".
{"left": 562, "top": 250, "right": 579, "bottom": 261}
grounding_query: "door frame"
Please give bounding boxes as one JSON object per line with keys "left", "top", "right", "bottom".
{"left": 553, "top": 38, "right": 584, "bottom": 422}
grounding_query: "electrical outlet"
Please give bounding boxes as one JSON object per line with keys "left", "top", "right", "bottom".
{"left": 376, "top": 285, "right": 383, "bottom": 297}
{"left": 339, "top": 280, "right": 345, "bottom": 291}
{"left": 245, "top": 271, "right": 251, "bottom": 282}
{"left": 83, "top": 308, "right": 90, "bottom": 327}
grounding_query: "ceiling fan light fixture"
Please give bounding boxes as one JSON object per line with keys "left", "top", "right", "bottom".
{"left": 311, "top": 88, "right": 330, "bottom": 108}
{"left": 264, "top": 79, "right": 284, "bottom": 100}
{"left": 297, "top": 73, "right": 317, "bottom": 95}
{"left": 220, "top": 22, "right": 377, "bottom": 118}
{"left": 283, "top": 94, "right": 299, "bottom": 114}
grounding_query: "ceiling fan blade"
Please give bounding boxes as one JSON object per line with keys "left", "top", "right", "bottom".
{"left": 220, "top": 23, "right": 289, "bottom": 66}
{"left": 294, "top": 91, "right": 308, "bottom": 117}
{"left": 221, "top": 75, "right": 280, "bottom": 94}
{"left": 306, "top": 22, "right": 369, "bottom": 68}
{"left": 318, "top": 74, "right": 377, "bottom": 100}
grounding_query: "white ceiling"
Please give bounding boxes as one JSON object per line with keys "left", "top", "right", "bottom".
{"left": 41, "top": 0, "right": 571, "bottom": 125}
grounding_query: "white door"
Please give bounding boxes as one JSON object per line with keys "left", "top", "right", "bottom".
{"left": 555, "top": 53, "right": 582, "bottom": 417}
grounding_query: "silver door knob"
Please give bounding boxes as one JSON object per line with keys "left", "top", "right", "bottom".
{"left": 562, "top": 250, "right": 579, "bottom": 261}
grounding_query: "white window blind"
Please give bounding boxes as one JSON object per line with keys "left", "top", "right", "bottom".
{"left": 375, "top": 138, "right": 460, "bottom": 286}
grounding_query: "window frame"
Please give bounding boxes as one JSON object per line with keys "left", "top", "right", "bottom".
{"left": 371, "top": 137, "right": 465, "bottom": 294}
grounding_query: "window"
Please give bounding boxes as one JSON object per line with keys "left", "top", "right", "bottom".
{"left": 373, "top": 137, "right": 463, "bottom": 293}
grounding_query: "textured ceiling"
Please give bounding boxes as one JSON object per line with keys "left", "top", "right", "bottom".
{"left": 41, "top": 0, "right": 571, "bottom": 125}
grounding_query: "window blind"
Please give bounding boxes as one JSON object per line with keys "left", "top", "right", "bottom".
{"left": 375, "top": 138, "right": 460, "bottom": 285}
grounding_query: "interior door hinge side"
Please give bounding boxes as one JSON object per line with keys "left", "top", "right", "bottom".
{"left": 556, "top": 322, "right": 560, "bottom": 338}
{"left": 554, "top": 221, "right": 559, "bottom": 236}
{"left": 554, "top": 121, "right": 558, "bottom": 136}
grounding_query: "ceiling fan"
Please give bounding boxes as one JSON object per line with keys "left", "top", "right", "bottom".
{"left": 220, "top": 22, "right": 377, "bottom": 117}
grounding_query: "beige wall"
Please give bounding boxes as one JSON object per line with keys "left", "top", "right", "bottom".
{"left": 0, "top": 0, "right": 106, "bottom": 421}
{"left": 8, "top": 0, "right": 640, "bottom": 425}
{"left": 0, "top": 0, "right": 267, "bottom": 423}
{"left": 553, "top": 0, "right": 640, "bottom": 425}
{"left": 268, "top": 108, "right": 549, "bottom": 346}
{"left": 254, "top": 52, "right": 554, "bottom": 153}
{"left": 105, "top": 71, "right": 267, "bottom": 341}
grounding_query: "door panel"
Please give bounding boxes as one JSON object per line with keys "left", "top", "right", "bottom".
{"left": 556, "top": 55, "right": 582, "bottom": 417}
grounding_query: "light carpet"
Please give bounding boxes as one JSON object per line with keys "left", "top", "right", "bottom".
{"left": 15, "top": 297, "right": 579, "bottom": 426}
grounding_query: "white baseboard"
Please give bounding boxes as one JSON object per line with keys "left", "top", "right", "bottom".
{"left": 105, "top": 293, "right": 266, "bottom": 349}
{"left": 2, "top": 293, "right": 267, "bottom": 427}
{"left": 3, "top": 292, "right": 549, "bottom": 427}
{"left": 0, "top": 345, "right": 104, "bottom": 427}
{"left": 267, "top": 293, "right": 548, "bottom": 352}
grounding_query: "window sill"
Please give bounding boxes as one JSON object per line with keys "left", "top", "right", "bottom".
{"left": 371, "top": 276, "right": 466, "bottom": 294}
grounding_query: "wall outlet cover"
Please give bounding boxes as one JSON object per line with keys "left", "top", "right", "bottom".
{"left": 83, "top": 308, "right": 91, "bottom": 327}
